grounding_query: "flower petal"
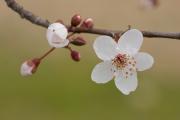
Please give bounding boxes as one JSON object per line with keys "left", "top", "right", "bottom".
{"left": 20, "top": 61, "right": 33, "bottom": 76}
{"left": 46, "top": 23, "right": 68, "bottom": 48}
{"left": 114, "top": 71, "right": 138, "bottom": 95}
{"left": 118, "top": 29, "right": 143, "bottom": 55}
{"left": 134, "top": 52, "right": 154, "bottom": 71}
{"left": 49, "top": 33, "right": 69, "bottom": 48}
{"left": 91, "top": 61, "right": 114, "bottom": 84}
{"left": 54, "top": 29, "right": 68, "bottom": 40}
{"left": 93, "top": 36, "right": 118, "bottom": 61}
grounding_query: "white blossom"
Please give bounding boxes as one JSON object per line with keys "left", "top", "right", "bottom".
{"left": 91, "top": 29, "right": 154, "bottom": 95}
{"left": 140, "top": 0, "right": 159, "bottom": 9}
{"left": 46, "top": 23, "right": 69, "bottom": 48}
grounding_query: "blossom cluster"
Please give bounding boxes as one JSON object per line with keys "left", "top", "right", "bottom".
{"left": 20, "top": 14, "right": 154, "bottom": 95}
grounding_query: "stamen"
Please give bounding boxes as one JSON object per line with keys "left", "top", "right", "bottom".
{"left": 112, "top": 54, "right": 137, "bottom": 79}
{"left": 112, "top": 54, "right": 129, "bottom": 69}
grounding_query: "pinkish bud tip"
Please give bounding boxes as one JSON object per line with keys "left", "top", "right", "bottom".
{"left": 71, "top": 14, "right": 82, "bottom": 27}
{"left": 71, "top": 36, "right": 86, "bottom": 46}
{"left": 81, "top": 18, "right": 94, "bottom": 29}
{"left": 71, "top": 50, "right": 81, "bottom": 62}
{"left": 20, "top": 58, "right": 41, "bottom": 76}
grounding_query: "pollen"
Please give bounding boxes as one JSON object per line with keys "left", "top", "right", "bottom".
{"left": 112, "top": 54, "right": 129, "bottom": 69}
{"left": 112, "top": 53, "right": 137, "bottom": 79}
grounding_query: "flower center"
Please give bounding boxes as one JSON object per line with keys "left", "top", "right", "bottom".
{"left": 112, "top": 54, "right": 129, "bottom": 69}
{"left": 112, "top": 53, "right": 137, "bottom": 78}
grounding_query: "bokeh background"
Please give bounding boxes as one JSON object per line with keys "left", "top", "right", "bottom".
{"left": 1, "top": 0, "right": 180, "bottom": 120}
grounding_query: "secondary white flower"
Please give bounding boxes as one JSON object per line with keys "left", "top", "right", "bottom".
{"left": 91, "top": 29, "right": 154, "bottom": 95}
{"left": 140, "top": 0, "right": 159, "bottom": 9}
{"left": 46, "top": 23, "right": 69, "bottom": 48}
{"left": 20, "top": 59, "right": 40, "bottom": 76}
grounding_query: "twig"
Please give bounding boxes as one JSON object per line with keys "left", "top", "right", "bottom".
{"left": 4, "top": 0, "right": 180, "bottom": 40}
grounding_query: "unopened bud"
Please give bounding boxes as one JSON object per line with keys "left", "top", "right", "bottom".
{"left": 71, "top": 14, "right": 82, "bottom": 27}
{"left": 71, "top": 50, "right": 81, "bottom": 62}
{"left": 81, "top": 18, "right": 94, "bottom": 29}
{"left": 20, "top": 58, "right": 41, "bottom": 76}
{"left": 71, "top": 37, "right": 86, "bottom": 46}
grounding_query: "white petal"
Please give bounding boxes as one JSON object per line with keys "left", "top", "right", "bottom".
{"left": 134, "top": 52, "right": 154, "bottom": 71}
{"left": 118, "top": 29, "right": 143, "bottom": 55}
{"left": 114, "top": 71, "right": 138, "bottom": 95}
{"left": 46, "top": 23, "right": 68, "bottom": 48}
{"left": 54, "top": 29, "right": 68, "bottom": 40}
{"left": 20, "top": 62, "right": 33, "bottom": 76}
{"left": 91, "top": 61, "right": 114, "bottom": 84}
{"left": 47, "top": 23, "right": 68, "bottom": 40}
{"left": 93, "top": 36, "right": 118, "bottom": 61}
{"left": 49, "top": 33, "right": 69, "bottom": 48}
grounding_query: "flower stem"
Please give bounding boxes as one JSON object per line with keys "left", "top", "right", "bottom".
{"left": 67, "top": 32, "right": 75, "bottom": 38}
{"left": 39, "top": 47, "right": 56, "bottom": 61}
{"left": 38, "top": 32, "right": 75, "bottom": 61}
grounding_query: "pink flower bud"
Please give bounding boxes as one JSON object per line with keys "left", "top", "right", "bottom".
{"left": 81, "top": 18, "right": 94, "bottom": 29}
{"left": 71, "top": 36, "right": 86, "bottom": 46}
{"left": 71, "top": 14, "right": 82, "bottom": 27}
{"left": 20, "top": 58, "right": 41, "bottom": 76}
{"left": 71, "top": 50, "right": 81, "bottom": 62}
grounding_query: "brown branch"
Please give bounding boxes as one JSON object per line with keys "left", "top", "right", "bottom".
{"left": 4, "top": 0, "right": 50, "bottom": 28}
{"left": 4, "top": 0, "right": 180, "bottom": 40}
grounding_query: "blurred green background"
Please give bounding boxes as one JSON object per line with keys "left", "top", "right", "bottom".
{"left": 1, "top": 0, "right": 180, "bottom": 120}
